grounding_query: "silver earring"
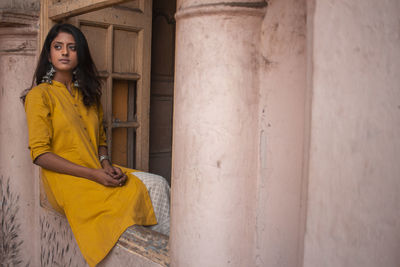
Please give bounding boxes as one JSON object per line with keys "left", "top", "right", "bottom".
{"left": 41, "top": 63, "right": 56, "bottom": 84}
{"left": 72, "top": 68, "right": 80, "bottom": 87}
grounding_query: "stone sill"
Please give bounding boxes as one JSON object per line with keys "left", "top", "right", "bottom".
{"left": 41, "top": 199, "right": 170, "bottom": 266}
{"left": 100, "top": 225, "right": 170, "bottom": 267}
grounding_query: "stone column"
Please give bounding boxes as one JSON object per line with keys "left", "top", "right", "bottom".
{"left": 171, "top": 1, "right": 266, "bottom": 266}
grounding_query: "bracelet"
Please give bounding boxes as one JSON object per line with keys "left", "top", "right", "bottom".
{"left": 99, "top": 154, "right": 109, "bottom": 163}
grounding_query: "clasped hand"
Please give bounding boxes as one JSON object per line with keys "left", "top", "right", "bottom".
{"left": 93, "top": 166, "right": 127, "bottom": 187}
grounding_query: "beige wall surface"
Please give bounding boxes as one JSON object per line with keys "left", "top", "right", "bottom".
{"left": 0, "top": 29, "right": 39, "bottom": 266}
{"left": 0, "top": 0, "right": 39, "bottom": 10}
{"left": 255, "top": 0, "right": 307, "bottom": 266}
{"left": 304, "top": 1, "right": 400, "bottom": 266}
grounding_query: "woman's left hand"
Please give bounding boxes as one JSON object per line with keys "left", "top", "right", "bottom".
{"left": 102, "top": 163, "right": 127, "bottom": 186}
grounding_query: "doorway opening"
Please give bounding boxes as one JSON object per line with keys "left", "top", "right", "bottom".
{"left": 149, "top": 0, "right": 176, "bottom": 184}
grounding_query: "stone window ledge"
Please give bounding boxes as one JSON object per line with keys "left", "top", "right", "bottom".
{"left": 100, "top": 225, "right": 169, "bottom": 267}
{"left": 41, "top": 190, "right": 169, "bottom": 266}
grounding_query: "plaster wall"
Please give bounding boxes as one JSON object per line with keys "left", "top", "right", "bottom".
{"left": 304, "top": 1, "right": 400, "bottom": 266}
{"left": 0, "top": 0, "right": 39, "bottom": 11}
{"left": 0, "top": 27, "right": 39, "bottom": 266}
{"left": 255, "top": 0, "right": 307, "bottom": 266}
{"left": 0, "top": 1, "right": 40, "bottom": 266}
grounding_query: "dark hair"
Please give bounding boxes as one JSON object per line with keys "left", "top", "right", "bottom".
{"left": 22, "top": 23, "right": 101, "bottom": 107}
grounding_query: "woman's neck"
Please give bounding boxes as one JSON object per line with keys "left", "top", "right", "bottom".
{"left": 53, "top": 71, "right": 73, "bottom": 91}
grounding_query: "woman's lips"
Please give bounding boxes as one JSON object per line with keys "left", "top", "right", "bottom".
{"left": 59, "top": 59, "right": 70, "bottom": 63}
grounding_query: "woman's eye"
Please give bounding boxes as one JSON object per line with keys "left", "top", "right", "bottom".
{"left": 54, "top": 44, "right": 61, "bottom": 50}
{"left": 69, "top": 45, "right": 77, "bottom": 51}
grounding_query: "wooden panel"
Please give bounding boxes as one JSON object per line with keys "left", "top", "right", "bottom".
{"left": 112, "top": 128, "right": 127, "bottom": 166}
{"left": 116, "top": 0, "right": 140, "bottom": 10}
{"left": 111, "top": 72, "right": 140, "bottom": 80}
{"left": 151, "top": 16, "right": 175, "bottom": 76}
{"left": 127, "top": 81, "right": 136, "bottom": 168}
{"left": 105, "top": 25, "right": 113, "bottom": 154}
{"left": 80, "top": 24, "right": 108, "bottom": 72}
{"left": 99, "top": 78, "right": 108, "bottom": 117}
{"left": 149, "top": 153, "right": 171, "bottom": 184}
{"left": 112, "top": 80, "right": 128, "bottom": 121}
{"left": 113, "top": 28, "right": 138, "bottom": 74}
{"left": 40, "top": 0, "right": 56, "bottom": 46}
{"left": 48, "top": 0, "right": 131, "bottom": 20}
{"left": 112, "top": 80, "right": 128, "bottom": 165}
{"left": 72, "top": 7, "right": 149, "bottom": 29}
{"left": 151, "top": 75, "right": 174, "bottom": 96}
{"left": 149, "top": 97, "right": 173, "bottom": 152}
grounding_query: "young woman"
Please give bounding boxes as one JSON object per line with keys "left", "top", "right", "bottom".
{"left": 23, "top": 23, "right": 170, "bottom": 266}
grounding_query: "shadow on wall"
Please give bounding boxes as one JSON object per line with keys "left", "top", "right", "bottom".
{"left": 0, "top": 176, "right": 28, "bottom": 267}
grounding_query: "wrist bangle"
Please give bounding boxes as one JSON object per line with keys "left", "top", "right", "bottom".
{"left": 99, "top": 155, "right": 109, "bottom": 163}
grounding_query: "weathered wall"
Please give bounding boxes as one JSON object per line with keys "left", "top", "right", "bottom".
{"left": 0, "top": 18, "right": 39, "bottom": 266}
{"left": 0, "top": 0, "right": 39, "bottom": 10}
{"left": 256, "top": 0, "right": 307, "bottom": 266}
{"left": 303, "top": 1, "right": 400, "bottom": 266}
{"left": 0, "top": 2, "right": 82, "bottom": 267}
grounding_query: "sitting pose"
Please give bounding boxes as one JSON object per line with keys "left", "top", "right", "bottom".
{"left": 22, "top": 23, "right": 170, "bottom": 266}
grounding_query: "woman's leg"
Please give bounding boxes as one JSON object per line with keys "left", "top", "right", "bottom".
{"left": 132, "top": 172, "right": 170, "bottom": 236}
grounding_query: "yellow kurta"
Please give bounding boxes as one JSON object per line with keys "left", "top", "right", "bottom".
{"left": 24, "top": 80, "right": 157, "bottom": 266}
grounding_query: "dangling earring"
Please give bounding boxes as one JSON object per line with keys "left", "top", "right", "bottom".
{"left": 41, "top": 63, "right": 56, "bottom": 84}
{"left": 72, "top": 68, "right": 80, "bottom": 88}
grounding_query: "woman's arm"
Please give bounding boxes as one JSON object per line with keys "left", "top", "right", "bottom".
{"left": 35, "top": 152, "right": 126, "bottom": 187}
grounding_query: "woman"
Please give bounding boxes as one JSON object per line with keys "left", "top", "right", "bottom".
{"left": 23, "top": 23, "right": 170, "bottom": 266}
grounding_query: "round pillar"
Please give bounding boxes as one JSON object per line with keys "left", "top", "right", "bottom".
{"left": 171, "top": 1, "right": 266, "bottom": 266}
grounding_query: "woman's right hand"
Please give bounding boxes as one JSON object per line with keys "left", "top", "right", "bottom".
{"left": 91, "top": 168, "right": 127, "bottom": 187}
{"left": 33, "top": 152, "right": 127, "bottom": 187}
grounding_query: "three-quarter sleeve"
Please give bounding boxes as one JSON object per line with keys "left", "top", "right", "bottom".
{"left": 98, "top": 103, "right": 107, "bottom": 147}
{"left": 24, "top": 88, "right": 53, "bottom": 161}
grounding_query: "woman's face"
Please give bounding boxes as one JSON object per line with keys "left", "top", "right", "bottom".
{"left": 49, "top": 32, "right": 78, "bottom": 73}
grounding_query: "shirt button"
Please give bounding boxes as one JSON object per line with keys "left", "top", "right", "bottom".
{"left": 74, "top": 104, "right": 78, "bottom": 107}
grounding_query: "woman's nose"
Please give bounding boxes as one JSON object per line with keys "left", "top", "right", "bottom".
{"left": 61, "top": 47, "right": 68, "bottom": 56}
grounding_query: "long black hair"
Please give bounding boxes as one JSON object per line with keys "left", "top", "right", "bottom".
{"left": 22, "top": 23, "right": 101, "bottom": 107}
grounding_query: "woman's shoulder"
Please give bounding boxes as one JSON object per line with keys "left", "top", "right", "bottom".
{"left": 26, "top": 83, "right": 52, "bottom": 97}
{"left": 25, "top": 83, "right": 53, "bottom": 105}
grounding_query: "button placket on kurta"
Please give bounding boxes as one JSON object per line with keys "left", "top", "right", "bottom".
{"left": 59, "top": 82, "right": 94, "bottom": 146}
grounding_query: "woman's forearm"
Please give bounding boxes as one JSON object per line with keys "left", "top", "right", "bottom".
{"left": 34, "top": 151, "right": 125, "bottom": 187}
{"left": 34, "top": 152, "right": 95, "bottom": 180}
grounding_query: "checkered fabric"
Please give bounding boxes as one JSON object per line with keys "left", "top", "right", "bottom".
{"left": 133, "top": 172, "right": 170, "bottom": 236}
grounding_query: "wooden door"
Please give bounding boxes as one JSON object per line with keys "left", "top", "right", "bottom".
{"left": 40, "top": 0, "right": 152, "bottom": 170}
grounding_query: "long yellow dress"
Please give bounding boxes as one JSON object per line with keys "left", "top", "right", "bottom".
{"left": 24, "top": 80, "right": 157, "bottom": 266}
